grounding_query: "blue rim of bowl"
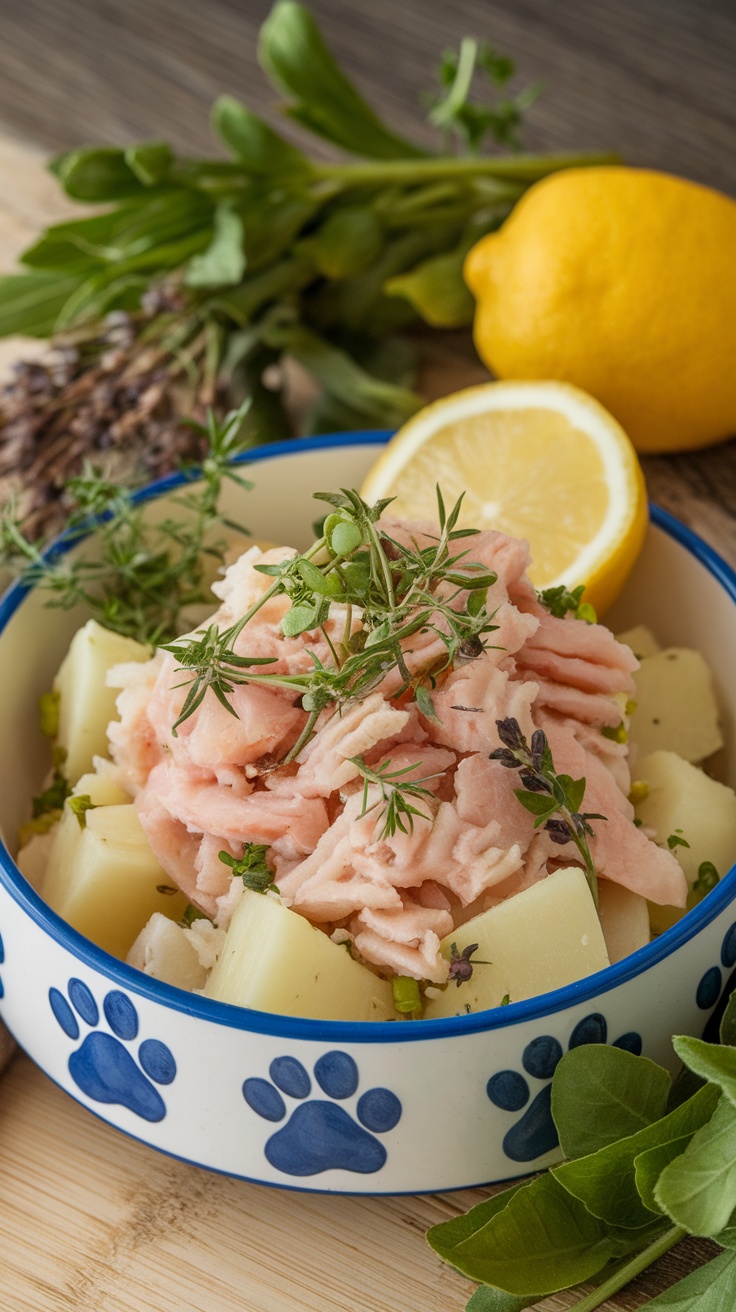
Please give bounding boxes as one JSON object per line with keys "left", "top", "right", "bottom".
{"left": 1, "top": 428, "right": 735, "bottom": 1044}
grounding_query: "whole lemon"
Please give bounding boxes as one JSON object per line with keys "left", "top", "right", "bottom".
{"left": 464, "top": 166, "right": 736, "bottom": 453}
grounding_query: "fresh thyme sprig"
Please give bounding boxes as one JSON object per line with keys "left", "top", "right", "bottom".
{"left": 163, "top": 485, "right": 501, "bottom": 756}
{"left": 0, "top": 400, "right": 254, "bottom": 646}
{"left": 490, "top": 716, "right": 604, "bottom": 908}
{"left": 351, "top": 755, "right": 442, "bottom": 839}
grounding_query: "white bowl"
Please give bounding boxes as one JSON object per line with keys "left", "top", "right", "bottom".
{"left": 1, "top": 432, "right": 735, "bottom": 1194}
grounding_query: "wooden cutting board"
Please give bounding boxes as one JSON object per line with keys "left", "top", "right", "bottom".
{"left": 0, "top": 130, "right": 730, "bottom": 1312}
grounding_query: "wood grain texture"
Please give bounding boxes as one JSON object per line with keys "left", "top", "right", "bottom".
{"left": 0, "top": 2, "right": 735, "bottom": 1305}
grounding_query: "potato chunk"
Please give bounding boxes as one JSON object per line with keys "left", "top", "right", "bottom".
{"left": 42, "top": 799, "right": 188, "bottom": 958}
{"left": 628, "top": 648, "right": 722, "bottom": 762}
{"left": 616, "top": 624, "right": 661, "bottom": 660}
{"left": 204, "top": 891, "right": 395, "bottom": 1021}
{"left": 636, "top": 750, "right": 736, "bottom": 934}
{"left": 423, "top": 867, "right": 610, "bottom": 1019}
{"left": 54, "top": 619, "right": 150, "bottom": 783}
{"left": 597, "top": 881, "right": 650, "bottom": 963}
{"left": 127, "top": 913, "right": 208, "bottom": 991}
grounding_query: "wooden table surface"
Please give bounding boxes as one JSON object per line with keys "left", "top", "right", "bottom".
{"left": 1, "top": 3, "right": 735, "bottom": 1309}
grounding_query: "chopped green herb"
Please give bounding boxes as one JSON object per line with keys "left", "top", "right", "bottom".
{"left": 392, "top": 976, "right": 422, "bottom": 1016}
{"left": 687, "top": 861, "right": 720, "bottom": 909}
{"left": 219, "top": 843, "right": 279, "bottom": 893}
{"left": 667, "top": 830, "right": 690, "bottom": 851}
{"left": 601, "top": 722, "right": 628, "bottom": 744}
{"left": 181, "top": 903, "right": 210, "bottom": 928}
{"left": 38, "top": 689, "right": 60, "bottom": 738}
{"left": 67, "top": 794, "right": 96, "bottom": 829}
{"left": 537, "top": 584, "right": 597, "bottom": 624}
{"left": 500, "top": 993, "right": 511, "bottom": 1006}
{"left": 31, "top": 758, "right": 70, "bottom": 819}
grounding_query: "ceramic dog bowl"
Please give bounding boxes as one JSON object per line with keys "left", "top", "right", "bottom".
{"left": 0, "top": 432, "right": 735, "bottom": 1193}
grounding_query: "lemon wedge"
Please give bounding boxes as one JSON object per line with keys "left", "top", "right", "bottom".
{"left": 360, "top": 380, "right": 648, "bottom": 615}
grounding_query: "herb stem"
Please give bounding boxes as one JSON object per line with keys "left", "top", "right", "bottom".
{"left": 313, "top": 150, "right": 619, "bottom": 188}
{"left": 568, "top": 1226, "right": 687, "bottom": 1311}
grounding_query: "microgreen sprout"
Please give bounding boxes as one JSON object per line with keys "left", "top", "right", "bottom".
{"left": 351, "top": 755, "right": 441, "bottom": 840}
{"left": 490, "top": 717, "right": 604, "bottom": 908}
{"left": 219, "top": 843, "right": 279, "bottom": 894}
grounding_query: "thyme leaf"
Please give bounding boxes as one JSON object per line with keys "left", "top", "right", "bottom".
{"left": 351, "top": 755, "right": 440, "bottom": 840}
{"left": 219, "top": 843, "right": 279, "bottom": 893}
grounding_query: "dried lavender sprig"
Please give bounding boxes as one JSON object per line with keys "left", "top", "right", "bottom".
{"left": 491, "top": 717, "right": 605, "bottom": 908}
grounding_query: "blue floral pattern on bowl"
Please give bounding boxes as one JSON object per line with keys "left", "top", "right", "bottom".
{"left": 49, "top": 979, "right": 176, "bottom": 1122}
{"left": 243, "top": 1050, "right": 401, "bottom": 1176}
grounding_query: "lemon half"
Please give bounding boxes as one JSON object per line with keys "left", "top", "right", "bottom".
{"left": 360, "top": 380, "right": 648, "bottom": 616}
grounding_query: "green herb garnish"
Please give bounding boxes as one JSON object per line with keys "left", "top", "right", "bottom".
{"left": 392, "top": 976, "right": 422, "bottom": 1017}
{"left": 31, "top": 747, "right": 70, "bottom": 820}
{"left": 67, "top": 794, "right": 96, "bottom": 829}
{"left": 490, "top": 717, "right": 604, "bottom": 908}
{"left": 601, "top": 722, "right": 628, "bottom": 744}
{"left": 687, "top": 861, "right": 720, "bottom": 910}
{"left": 163, "top": 485, "right": 500, "bottom": 758}
{"left": 351, "top": 756, "right": 440, "bottom": 840}
{"left": 219, "top": 843, "right": 279, "bottom": 894}
{"left": 667, "top": 830, "right": 691, "bottom": 852}
{"left": 537, "top": 584, "right": 597, "bottom": 624}
{"left": 38, "top": 689, "right": 60, "bottom": 738}
{"left": 181, "top": 903, "right": 210, "bottom": 928}
{"left": 427, "top": 992, "right": 736, "bottom": 1308}
{"left": 1, "top": 402, "right": 253, "bottom": 646}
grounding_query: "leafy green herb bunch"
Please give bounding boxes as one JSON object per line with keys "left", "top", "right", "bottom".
{"left": 0, "top": 2, "right": 615, "bottom": 536}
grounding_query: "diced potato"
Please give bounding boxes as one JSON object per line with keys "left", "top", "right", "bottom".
{"left": 423, "top": 867, "right": 610, "bottom": 1019}
{"left": 204, "top": 890, "right": 395, "bottom": 1021}
{"left": 54, "top": 619, "right": 150, "bottom": 783}
{"left": 15, "top": 831, "right": 55, "bottom": 890}
{"left": 128, "top": 913, "right": 208, "bottom": 991}
{"left": 636, "top": 750, "right": 736, "bottom": 934}
{"left": 628, "top": 648, "right": 722, "bottom": 762}
{"left": 42, "top": 800, "right": 188, "bottom": 959}
{"left": 616, "top": 624, "right": 661, "bottom": 660}
{"left": 73, "top": 770, "right": 130, "bottom": 807}
{"left": 597, "top": 881, "right": 650, "bottom": 963}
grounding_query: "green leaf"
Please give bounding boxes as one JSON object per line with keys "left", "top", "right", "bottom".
{"left": 125, "top": 141, "right": 173, "bottom": 186}
{"left": 211, "top": 96, "right": 310, "bottom": 176}
{"left": 465, "top": 1287, "right": 541, "bottom": 1312}
{"left": 271, "top": 323, "right": 422, "bottom": 426}
{"left": 309, "top": 206, "right": 384, "bottom": 280}
{"left": 551, "top": 1045, "right": 672, "bottom": 1159}
{"left": 655, "top": 1095, "right": 736, "bottom": 1236}
{"left": 513, "top": 789, "right": 556, "bottom": 818}
{"left": 386, "top": 244, "right": 475, "bottom": 327}
{"left": 427, "top": 1182, "right": 529, "bottom": 1265}
{"left": 49, "top": 146, "right": 152, "bottom": 200}
{"left": 186, "top": 205, "right": 246, "bottom": 288}
{"left": 258, "top": 1, "right": 426, "bottom": 160}
{"left": 559, "top": 774, "right": 586, "bottom": 814}
{"left": 0, "top": 270, "right": 81, "bottom": 337}
{"left": 721, "top": 993, "right": 736, "bottom": 1047}
{"left": 643, "top": 1248, "right": 736, "bottom": 1308}
{"left": 552, "top": 1083, "right": 720, "bottom": 1229}
{"left": 429, "top": 1172, "right": 616, "bottom": 1295}
{"left": 673, "top": 1035, "right": 736, "bottom": 1108}
{"left": 634, "top": 1135, "right": 694, "bottom": 1214}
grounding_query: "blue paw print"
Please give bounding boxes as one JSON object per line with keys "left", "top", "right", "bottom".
{"left": 487, "top": 1013, "right": 642, "bottom": 1163}
{"left": 49, "top": 979, "right": 176, "bottom": 1123}
{"left": 700, "top": 921, "right": 736, "bottom": 1042}
{"left": 243, "top": 1051, "right": 402, "bottom": 1176}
